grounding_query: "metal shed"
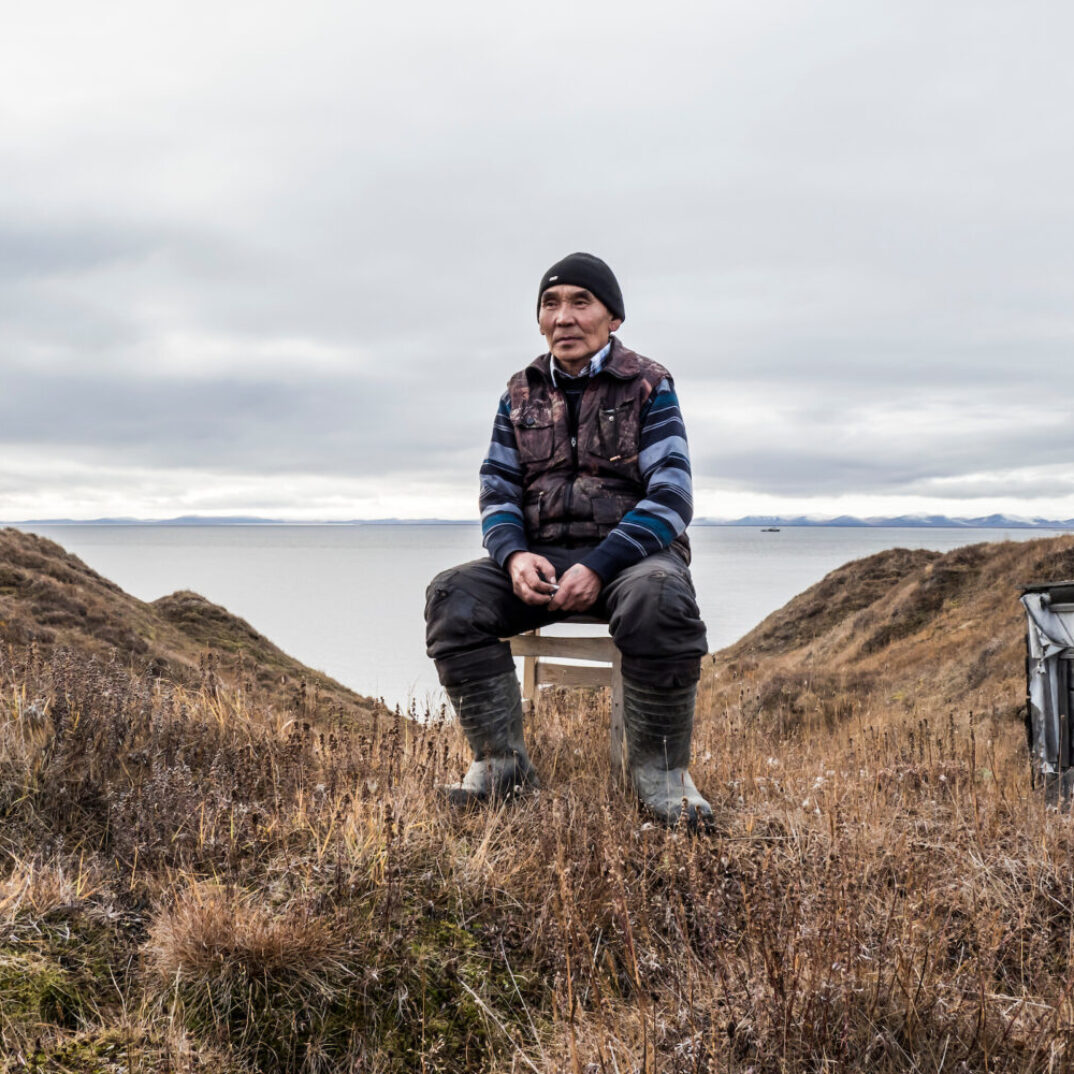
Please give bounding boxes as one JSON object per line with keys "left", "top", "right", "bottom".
{"left": 1021, "top": 580, "right": 1074, "bottom": 802}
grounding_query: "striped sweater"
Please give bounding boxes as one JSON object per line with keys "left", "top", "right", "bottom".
{"left": 479, "top": 345, "right": 694, "bottom": 582}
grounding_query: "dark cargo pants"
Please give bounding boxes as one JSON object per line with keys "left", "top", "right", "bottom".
{"left": 425, "top": 546, "right": 708, "bottom": 689}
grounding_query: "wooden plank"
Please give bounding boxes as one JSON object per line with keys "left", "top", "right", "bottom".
{"left": 537, "top": 663, "right": 614, "bottom": 688}
{"left": 509, "top": 635, "right": 616, "bottom": 661}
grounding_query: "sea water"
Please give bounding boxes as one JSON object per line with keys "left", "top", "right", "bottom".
{"left": 15, "top": 523, "right": 1065, "bottom": 711}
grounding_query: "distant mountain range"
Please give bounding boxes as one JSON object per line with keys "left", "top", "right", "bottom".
{"left": 702, "top": 514, "right": 1074, "bottom": 529}
{"left": 4, "top": 516, "right": 477, "bottom": 526}
{"left": 6, "top": 513, "right": 1074, "bottom": 529}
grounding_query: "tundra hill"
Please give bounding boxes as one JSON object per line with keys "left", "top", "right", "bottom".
{"left": 707, "top": 533, "right": 1074, "bottom": 735}
{"left": 0, "top": 527, "right": 377, "bottom": 725}
{"left": 9, "top": 533, "right": 1074, "bottom": 1071}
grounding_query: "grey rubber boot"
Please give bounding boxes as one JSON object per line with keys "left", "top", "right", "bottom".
{"left": 442, "top": 671, "right": 539, "bottom": 807}
{"left": 623, "top": 678, "right": 714, "bottom": 830}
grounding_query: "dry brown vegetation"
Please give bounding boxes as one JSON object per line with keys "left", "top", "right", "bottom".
{"left": 0, "top": 527, "right": 377, "bottom": 725}
{"left": 3, "top": 530, "right": 1074, "bottom": 1072}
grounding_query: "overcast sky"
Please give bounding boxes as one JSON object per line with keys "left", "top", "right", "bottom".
{"left": 3, "top": 0, "right": 1073, "bottom": 521}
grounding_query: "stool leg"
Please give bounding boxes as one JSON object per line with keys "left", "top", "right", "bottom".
{"left": 609, "top": 650, "right": 626, "bottom": 779}
{"left": 521, "top": 627, "right": 539, "bottom": 715}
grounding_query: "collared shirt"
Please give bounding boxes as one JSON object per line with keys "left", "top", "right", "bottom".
{"left": 549, "top": 340, "right": 612, "bottom": 388}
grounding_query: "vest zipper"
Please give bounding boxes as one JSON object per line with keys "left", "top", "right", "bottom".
{"left": 565, "top": 387, "right": 582, "bottom": 529}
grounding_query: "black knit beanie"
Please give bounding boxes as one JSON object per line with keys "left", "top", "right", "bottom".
{"left": 537, "top": 252, "right": 625, "bottom": 323}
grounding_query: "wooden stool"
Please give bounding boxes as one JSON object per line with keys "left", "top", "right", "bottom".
{"left": 507, "top": 616, "right": 626, "bottom": 772}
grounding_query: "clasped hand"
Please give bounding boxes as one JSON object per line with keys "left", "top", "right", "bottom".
{"left": 506, "top": 552, "right": 601, "bottom": 613}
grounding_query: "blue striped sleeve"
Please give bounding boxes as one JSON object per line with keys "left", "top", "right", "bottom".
{"left": 479, "top": 391, "right": 529, "bottom": 567}
{"left": 580, "top": 378, "right": 693, "bottom": 581}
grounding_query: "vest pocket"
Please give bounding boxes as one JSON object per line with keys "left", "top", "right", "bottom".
{"left": 511, "top": 405, "right": 554, "bottom": 462}
{"left": 595, "top": 401, "right": 638, "bottom": 461}
{"left": 593, "top": 493, "right": 636, "bottom": 525}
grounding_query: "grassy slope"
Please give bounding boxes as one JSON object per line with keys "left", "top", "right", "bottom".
{"left": 3, "top": 533, "right": 1074, "bottom": 1072}
{"left": 0, "top": 527, "right": 378, "bottom": 726}
{"left": 707, "top": 535, "right": 1074, "bottom": 735}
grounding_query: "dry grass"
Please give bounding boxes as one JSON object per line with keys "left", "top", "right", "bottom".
{"left": 0, "top": 526, "right": 378, "bottom": 726}
{"left": 2, "top": 534, "right": 1074, "bottom": 1071}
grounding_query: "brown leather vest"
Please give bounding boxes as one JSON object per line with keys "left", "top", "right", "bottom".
{"left": 507, "top": 337, "right": 690, "bottom": 558}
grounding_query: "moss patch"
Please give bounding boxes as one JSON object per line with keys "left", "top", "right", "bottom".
{"left": 0, "top": 903, "right": 139, "bottom": 1056}
{"left": 0, "top": 949, "right": 86, "bottom": 1044}
{"left": 5, "top": 1028, "right": 174, "bottom": 1074}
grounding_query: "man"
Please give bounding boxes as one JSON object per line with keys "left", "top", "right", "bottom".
{"left": 425, "top": 252, "right": 712, "bottom": 828}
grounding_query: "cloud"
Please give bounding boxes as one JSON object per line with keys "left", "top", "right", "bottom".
{"left": 1, "top": 0, "right": 1073, "bottom": 517}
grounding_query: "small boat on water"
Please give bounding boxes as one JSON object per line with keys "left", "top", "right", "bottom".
{"left": 761, "top": 527, "right": 781, "bottom": 532}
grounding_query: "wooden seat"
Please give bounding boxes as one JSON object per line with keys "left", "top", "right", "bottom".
{"left": 507, "top": 616, "right": 625, "bottom": 771}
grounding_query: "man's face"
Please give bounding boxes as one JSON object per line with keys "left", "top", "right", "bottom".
{"left": 538, "top": 285, "right": 622, "bottom": 368}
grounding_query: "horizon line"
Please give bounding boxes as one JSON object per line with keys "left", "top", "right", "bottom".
{"left": 5, "top": 513, "right": 1074, "bottom": 530}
